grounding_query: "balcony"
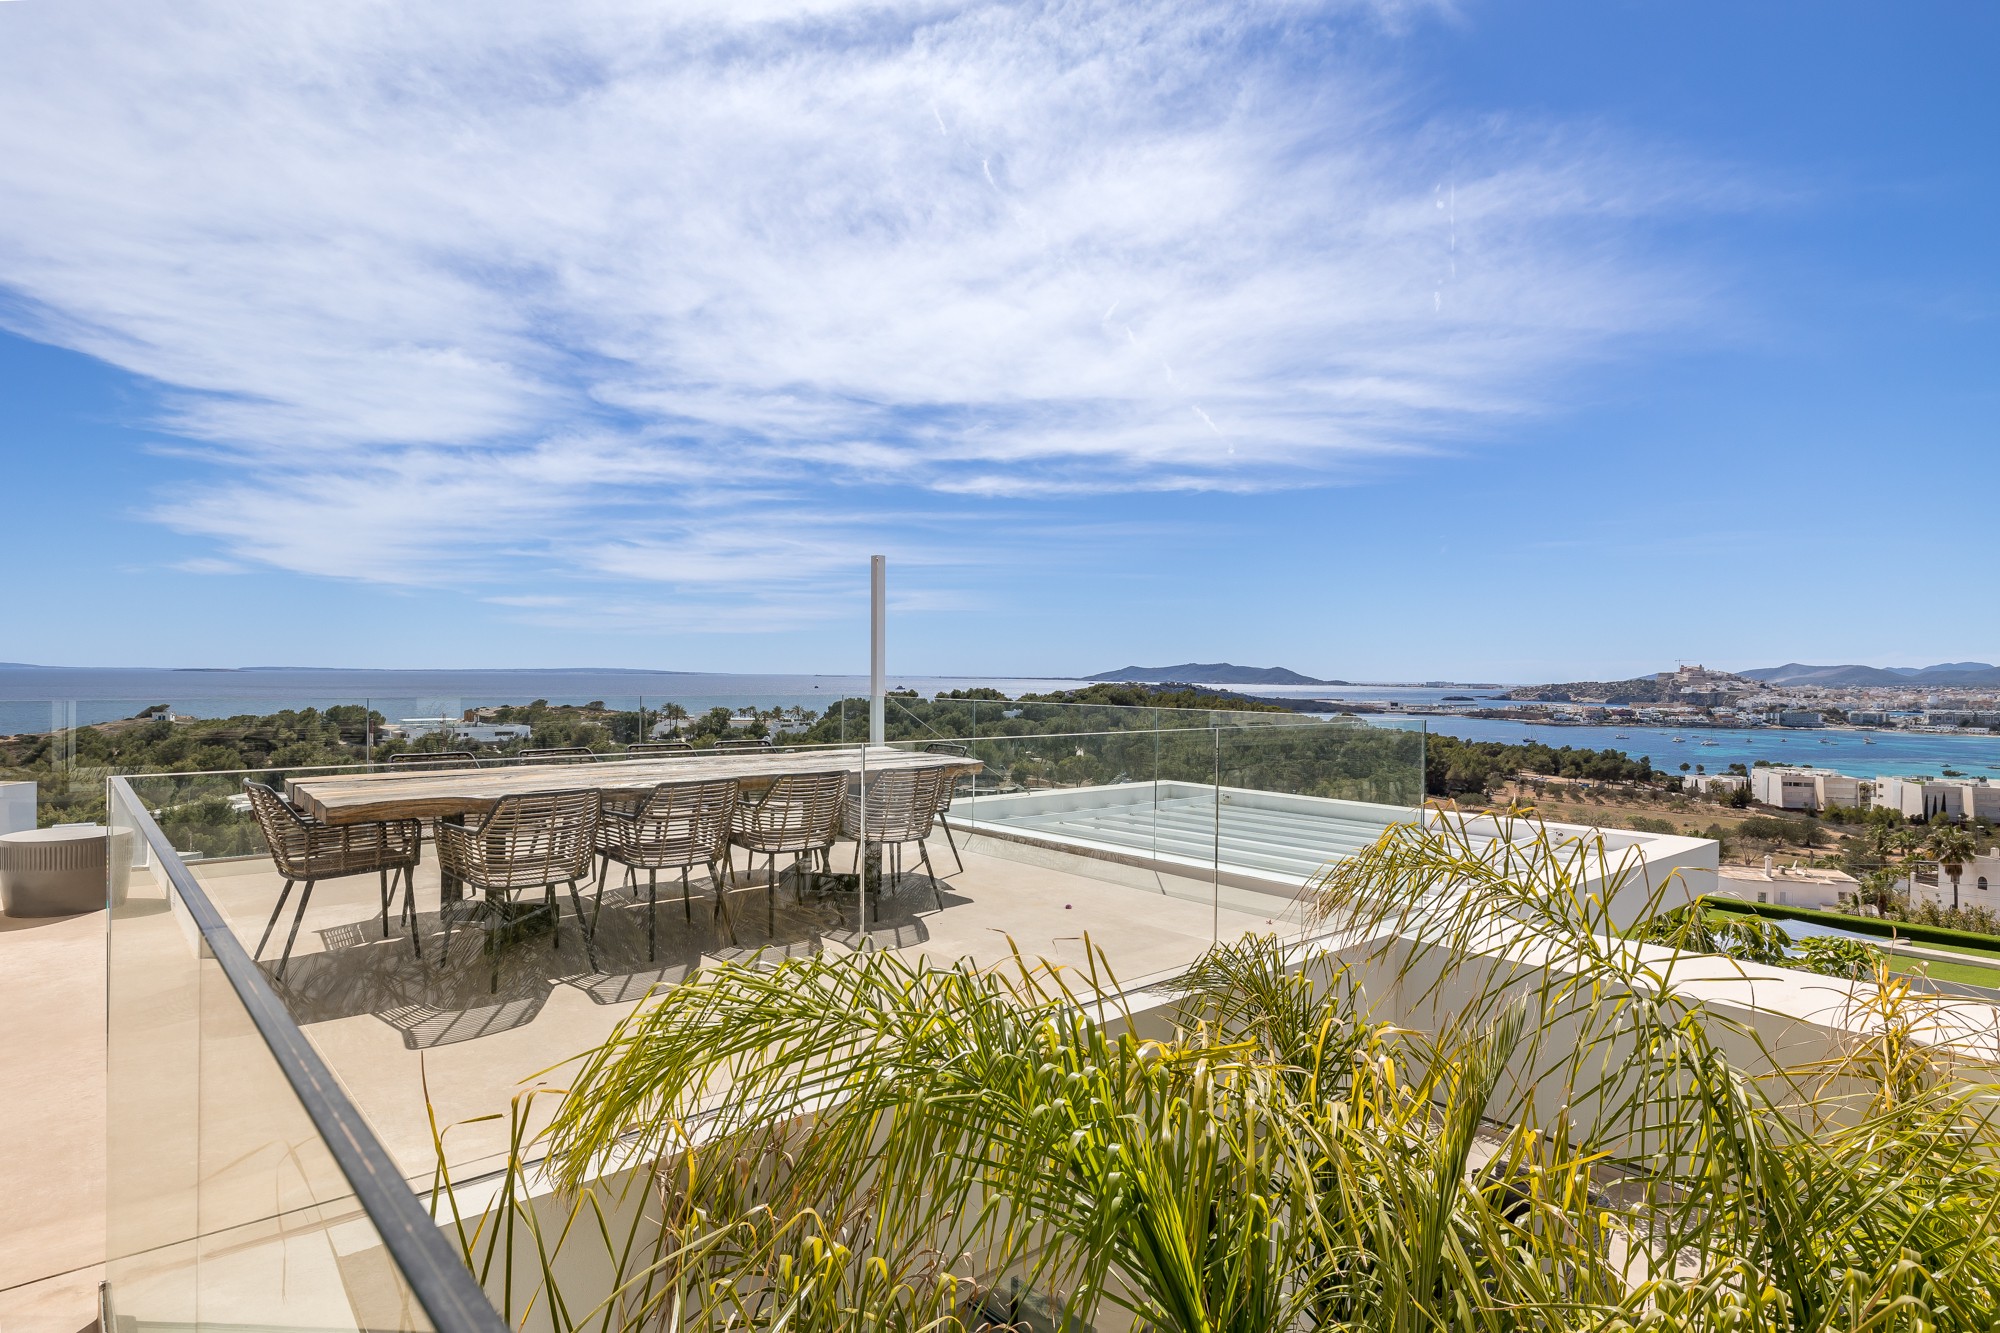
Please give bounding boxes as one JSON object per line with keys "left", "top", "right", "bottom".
{"left": 47, "top": 697, "right": 1736, "bottom": 1330}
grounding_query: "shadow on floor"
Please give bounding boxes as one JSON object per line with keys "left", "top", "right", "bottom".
{"left": 261, "top": 862, "right": 960, "bottom": 1046}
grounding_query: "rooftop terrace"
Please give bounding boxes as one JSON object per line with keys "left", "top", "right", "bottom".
{"left": 0, "top": 698, "right": 1738, "bottom": 1331}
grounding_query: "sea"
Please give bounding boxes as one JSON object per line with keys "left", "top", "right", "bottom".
{"left": 4, "top": 667, "right": 1998, "bottom": 782}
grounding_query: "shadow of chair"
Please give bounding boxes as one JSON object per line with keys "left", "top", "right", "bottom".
{"left": 270, "top": 911, "right": 556, "bottom": 1050}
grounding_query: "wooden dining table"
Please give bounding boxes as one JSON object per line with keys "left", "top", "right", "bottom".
{"left": 285, "top": 745, "right": 981, "bottom": 826}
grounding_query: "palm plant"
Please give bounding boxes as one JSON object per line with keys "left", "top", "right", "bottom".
{"left": 489, "top": 812, "right": 2000, "bottom": 1332}
{"left": 1634, "top": 897, "right": 1791, "bottom": 964}
{"left": 1927, "top": 822, "right": 1979, "bottom": 911}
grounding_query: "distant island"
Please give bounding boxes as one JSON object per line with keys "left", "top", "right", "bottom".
{"left": 1085, "top": 663, "right": 1343, "bottom": 686}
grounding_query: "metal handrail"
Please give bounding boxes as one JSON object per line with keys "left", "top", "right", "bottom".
{"left": 108, "top": 776, "right": 508, "bottom": 1333}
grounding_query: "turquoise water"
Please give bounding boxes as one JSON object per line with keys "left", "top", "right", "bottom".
{"left": 1361, "top": 715, "right": 2000, "bottom": 783}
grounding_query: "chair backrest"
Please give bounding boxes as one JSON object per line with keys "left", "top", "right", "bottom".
{"left": 921, "top": 744, "right": 969, "bottom": 810}
{"left": 469, "top": 788, "right": 600, "bottom": 885}
{"left": 741, "top": 770, "right": 846, "bottom": 848}
{"left": 387, "top": 750, "right": 480, "bottom": 770}
{"left": 712, "top": 737, "right": 773, "bottom": 752}
{"left": 846, "top": 767, "right": 942, "bottom": 843}
{"left": 243, "top": 781, "right": 312, "bottom": 872}
{"left": 519, "top": 747, "right": 596, "bottom": 764}
{"left": 626, "top": 741, "right": 693, "bottom": 756}
{"left": 639, "top": 778, "right": 739, "bottom": 856}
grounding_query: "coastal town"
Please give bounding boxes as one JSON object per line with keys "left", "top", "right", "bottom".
{"left": 1415, "top": 662, "right": 2000, "bottom": 734}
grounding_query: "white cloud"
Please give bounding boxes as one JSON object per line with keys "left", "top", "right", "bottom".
{"left": 0, "top": 0, "right": 1727, "bottom": 624}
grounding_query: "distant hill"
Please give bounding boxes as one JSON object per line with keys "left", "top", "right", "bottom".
{"left": 1740, "top": 662, "right": 2000, "bottom": 687}
{"left": 1085, "top": 663, "right": 1341, "bottom": 686}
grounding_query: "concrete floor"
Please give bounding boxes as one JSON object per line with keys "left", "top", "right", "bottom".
{"left": 0, "top": 908, "right": 104, "bottom": 1333}
{"left": 183, "top": 830, "right": 1310, "bottom": 1182}
{"left": 4, "top": 828, "right": 1309, "bottom": 1331}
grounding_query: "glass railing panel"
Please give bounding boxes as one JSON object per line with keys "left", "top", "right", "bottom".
{"left": 105, "top": 778, "right": 199, "bottom": 1325}
{"left": 125, "top": 746, "right": 884, "bottom": 1186}
{"left": 925, "top": 726, "right": 1220, "bottom": 910}
{"left": 106, "top": 779, "right": 447, "bottom": 1330}
{"left": 885, "top": 693, "right": 1311, "bottom": 743}
{"left": 1213, "top": 719, "right": 1426, "bottom": 934}
{"left": 1, "top": 698, "right": 165, "bottom": 828}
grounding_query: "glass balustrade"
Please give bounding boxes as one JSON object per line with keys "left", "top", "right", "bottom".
{"left": 79, "top": 692, "right": 1427, "bottom": 1329}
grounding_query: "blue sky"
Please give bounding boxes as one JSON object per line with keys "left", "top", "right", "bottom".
{"left": 0, "top": 0, "right": 1993, "bottom": 682}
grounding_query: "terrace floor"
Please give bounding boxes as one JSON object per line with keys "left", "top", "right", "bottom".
{"left": 0, "top": 908, "right": 105, "bottom": 1333}
{"left": 143, "top": 828, "right": 1318, "bottom": 1185}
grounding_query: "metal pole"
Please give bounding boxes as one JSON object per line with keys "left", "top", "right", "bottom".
{"left": 869, "top": 555, "right": 886, "bottom": 746}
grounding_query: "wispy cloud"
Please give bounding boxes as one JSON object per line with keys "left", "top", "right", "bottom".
{"left": 0, "top": 0, "right": 1731, "bottom": 626}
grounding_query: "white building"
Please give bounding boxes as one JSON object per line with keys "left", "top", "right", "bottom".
{"left": 1904, "top": 848, "right": 2000, "bottom": 909}
{"left": 1719, "top": 862, "right": 1858, "bottom": 910}
{"left": 1686, "top": 773, "right": 1749, "bottom": 796}
{"left": 395, "top": 717, "right": 533, "bottom": 745}
{"left": 1751, "top": 767, "right": 1860, "bottom": 811}
{"left": 1870, "top": 776, "right": 2000, "bottom": 822}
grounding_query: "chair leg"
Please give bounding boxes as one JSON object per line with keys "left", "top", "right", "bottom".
{"left": 404, "top": 865, "right": 423, "bottom": 959}
{"left": 568, "top": 879, "right": 595, "bottom": 970}
{"left": 647, "top": 868, "right": 659, "bottom": 963}
{"left": 255, "top": 879, "right": 295, "bottom": 961}
{"left": 595, "top": 855, "right": 611, "bottom": 895}
{"left": 766, "top": 853, "right": 778, "bottom": 935}
{"left": 379, "top": 867, "right": 391, "bottom": 939}
{"left": 681, "top": 865, "right": 693, "bottom": 922}
{"left": 939, "top": 814, "right": 964, "bottom": 875}
{"left": 276, "top": 881, "right": 316, "bottom": 980}
{"left": 710, "top": 860, "right": 737, "bottom": 945}
{"left": 489, "top": 897, "right": 501, "bottom": 995}
{"left": 920, "top": 841, "right": 943, "bottom": 910}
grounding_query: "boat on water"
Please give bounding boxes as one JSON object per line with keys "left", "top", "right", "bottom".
{"left": 1700, "top": 740, "right": 1719, "bottom": 746}
{"left": 1819, "top": 739, "right": 1836, "bottom": 745}
{"left": 1864, "top": 739, "right": 1876, "bottom": 745}
{"left": 1614, "top": 733, "right": 1630, "bottom": 739}
{"left": 1672, "top": 736, "right": 1685, "bottom": 743}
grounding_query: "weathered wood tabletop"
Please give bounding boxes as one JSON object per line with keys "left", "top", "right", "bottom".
{"left": 286, "top": 746, "right": 980, "bottom": 825}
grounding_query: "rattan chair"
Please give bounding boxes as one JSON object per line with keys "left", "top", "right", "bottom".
{"left": 922, "top": 742, "right": 970, "bottom": 874}
{"left": 436, "top": 789, "right": 600, "bottom": 990}
{"left": 728, "top": 770, "right": 845, "bottom": 923}
{"left": 244, "top": 782, "right": 424, "bottom": 977}
{"left": 842, "top": 767, "right": 947, "bottom": 909}
{"left": 518, "top": 746, "right": 597, "bottom": 764}
{"left": 712, "top": 737, "right": 774, "bottom": 752}
{"left": 595, "top": 778, "right": 739, "bottom": 955}
{"left": 386, "top": 750, "right": 480, "bottom": 770}
{"left": 625, "top": 740, "right": 693, "bottom": 756}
